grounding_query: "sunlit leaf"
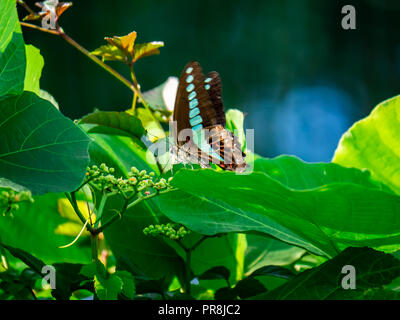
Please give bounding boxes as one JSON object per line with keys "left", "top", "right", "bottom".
{"left": 0, "top": 0, "right": 25, "bottom": 96}
{"left": 105, "top": 31, "right": 137, "bottom": 56}
{"left": 141, "top": 77, "right": 178, "bottom": 113}
{"left": 91, "top": 44, "right": 127, "bottom": 63}
{"left": 136, "top": 107, "right": 166, "bottom": 141}
{"left": 133, "top": 41, "right": 164, "bottom": 62}
{"left": 93, "top": 31, "right": 137, "bottom": 63}
{"left": 24, "top": 45, "right": 44, "bottom": 95}
{"left": 226, "top": 109, "right": 246, "bottom": 150}
{"left": 333, "top": 95, "right": 400, "bottom": 195}
{"left": 92, "top": 32, "right": 163, "bottom": 64}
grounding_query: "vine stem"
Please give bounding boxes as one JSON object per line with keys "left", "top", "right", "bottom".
{"left": 91, "top": 234, "right": 98, "bottom": 263}
{"left": 185, "top": 249, "right": 192, "bottom": 295}
{"left": 20, "top": 21, "right": 59, "bottom": 35}
{"left": 58, "top": 30, "right": 136, "bottom": 92}
{"left": 176, "top": 236, "right": 209, "bottom": 296}
{"left": 20, "top": 20, "right": 164, "bottom": 132}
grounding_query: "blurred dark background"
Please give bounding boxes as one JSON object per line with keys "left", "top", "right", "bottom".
{"left": 19, "top": 0, "right": 400, "bottom": 162}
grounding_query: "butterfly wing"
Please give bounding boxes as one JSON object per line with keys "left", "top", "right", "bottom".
{"left": 173, "top": 62, "right": 226, "bottom": 136}
{"left": 172, "top": 61, "right": 246, "bottom": 172}
{"left": 204, "top": 71, "right": 226, "bottom": 128}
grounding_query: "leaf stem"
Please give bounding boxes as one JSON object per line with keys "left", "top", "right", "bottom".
{"left": 58, "top": 218, "right": 90, "bottom": 249}
{"left": 94, "top": 192, "right": 107, "bottom": 228}
{"left": 91, "top": 234, "right": 98, "bottom": 263}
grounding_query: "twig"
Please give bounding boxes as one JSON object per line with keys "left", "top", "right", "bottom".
{"left": 17, "top": 0, "right": 35, "bottom": 15}
{"left": 20, "top": 21, "right": 59, "bottom": 35}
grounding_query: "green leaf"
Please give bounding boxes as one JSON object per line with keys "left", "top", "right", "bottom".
{"left": 115, "top": 270, "right": 136, "bottom": 299}
{"left": 214, "top": 278, "right": 267, "bottom": 300}
{"left": 92, "top": 31, "right": 137, "bottom": 63}
{"left": 0, "top": 193, "right": 91, "bottom": 264}
{"left": 0, "top": 92, "right": 91, "bottom": 194}
{"left": 255, "top": 247, "right": 400, "bottom": 300}
{"left": 248, "top": 265, "right": 295, "bottom": 280}
{"left": 80, "top": 262, "right": 97, "bottom": 278}
{"left": 333, "top": 95, "right": 400, "bottom": 195}
{"left": 254, "top": 155, "right": 386, "bottom": 191}
{"left": 141, "top": 77, "right": 178, "bottom": 113}
{"left": 83, "top": 126, "right": 158, "bottom": 176}
{"left": 225, "top": 109, "right": 246, "bottom": 150}
{"left": 0, "top": 0, "right": 26, "bottom": 96}
{"left": 91, "top": 44, "right": 127, "bottom": 63}
{"left": 0, "top": 177, "right": 28, "bottom": 192}
{"left": 1, "top": 244, "right": 45, "bottom": 275}
{"left": 24, "top": 45, "right": 44, "bottom": 95}
{"left": 198, "top": 266, "right": 231, "bottom": 283}
{"left": 95, "top": 274, "right": 123, "bottom": 300}
{"left": 38, "top": 89, "right": 59, "bottom": 109}
{"left": 52, "top": 263, "right": 91, "bottom": 300}
{"left": 233, "top": 278, "right": 267, "bottom": 299}
{"left": 178, "top": 233, "right": 247, "bottom": 285}
{"left": 244, "top": 234, "right": 305, "bottom": 276}
{"left": 133, "top": 42, "right": 164, "bottom": 62}
{"left": 136, "top": 107, "right": 166, "bottom": 141}
{"left": 160, "top": 156, "right": 400, "bottom": 257}
{"left": 80, "top": 111, "right": 146, "bottom": 139}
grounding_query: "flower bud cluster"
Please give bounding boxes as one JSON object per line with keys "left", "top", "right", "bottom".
{"left": 143, "top": 223, "right": 190, "bottom": 240}
{"left": 0, "top": 189, "right": 33, "bottom": 216}
{"left": 86, "top": 163, "right": 173, "bottom": 195}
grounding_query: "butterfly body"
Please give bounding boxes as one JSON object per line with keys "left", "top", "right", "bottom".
{"left": 171, "top": 61, "right": 247, "bottom": 173}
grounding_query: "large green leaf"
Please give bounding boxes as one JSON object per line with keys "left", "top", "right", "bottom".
{"left": 0, "top": 0, "right": 26, "bottom": 97}
{"left": 255, "top": 247, "right": 400, "bottom": 300}
{"left": 159, "top": 156, "right": 400, "bottom": 257}
{"left": 0, "top": 92, "right": 91, "bottom": 194}
{"left": 254, "top": 155, "right": 387, "bottom": 191}
{"left": 333, "top": 95, "right": 400, "bottom": 195}
{"left": 0, "top": 193, "right": 91, "bottom": 264}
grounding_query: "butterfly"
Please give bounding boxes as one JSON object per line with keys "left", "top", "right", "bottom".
{"left": 170, "top": 61, "right": 247, "bottom": 173}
